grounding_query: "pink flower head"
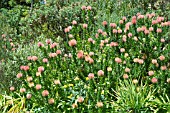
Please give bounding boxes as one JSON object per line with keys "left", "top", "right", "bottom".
{"left": 152, "top": 59, "right": 157, "bottom": 64}
{"left": 10, "top": 86, "right": 15, "bottom": 91}
{"left": 159, "top": 55, "right": 165, "bottom": 61}
{"left": 42, "top": 90, "right": 49, "bottom": 96}
{"left": 1, "top": 34, "right": 6, "bottom": 38}
{"left": 38, "top": 66, "right": 44, "bottom": 73}
{"left": 88, "top": 38, "right": 93, "bottom": 43}
{"left": 95, "top": 33, "right": 99, "bottom": 38}
{"left": 26, "top": 93, "right": 32, "bottom": 99}
{"left": 149, "top": 27, "right": 154, "bottom": 32}
{"left": 125, "top": 68, "right": 130, "bottom": 73}
{"left": 56, "top": 50, "right": 61, "bottom": 55}
{"left": 131, "top": 16, "right": 137, "bottom": 24}
{"left": 20, "top": 66, "right": 24, "bottom": 70}
{"left": 20, "top": 88, "right": 26, "bottom": 93}
{"left": 97, "top": 29, "right": 103, "bottom": 34}
{"left": 115, "top": 57, "right": 122, "bottom": 63}
{"left": 118, "top": 29, "right": 122, "bottom": 34}
{"left": 160, "top": 38, "right": 165, "bottom": 43}
{"left": 137, "top": 15, "right": 144, "bottom": 19}
{"left": 54, "top": 80, "right": 61, "bottom": 85}
{"left": 88, "top": 73, "right": 94, "bottom": 79}
{"left": 35, "top": 84, "right": 42, "bottom": 90}
{"left": 112, "top": 29, "right": 117, "bottom": 34}
{"left": 46, "top": 39, "right": 51, "bottom": 44}
{"left": 161, "top": 66, "right": 167, "bottom": 70}
{"left": 123, "top": 74, "right": 128, "bottom": 79}
{"left": 72, "top": 20, "right": 77, "bottom": 25}
{"left": 68, "top": 39, "right": 77, "bottom": 47}
{"left": 119, "top": 20, "right": 124, "bottom": 24}
{"left": 97, "top": 70, "right": 104, "bottom": 76}
{"left": 110, "top": 23, "right": 117, "bottom": 28}
{"left": 122, "top": 16, "right": 127, "bottom": 21}
{"left": 156, "top": 28, "right": 162, "bottom": 33}
{"left": 144, "top": 30, "right": 150, "bottom": 35}
{"left": 50, "top": 42, "right": 58, "bottom": 49}
{"left": 138, "top": 59, "right": 144, "bottom": 64}
{"left": 32, "top": 56, "right": 38, "bottom": 61}
{"left": 27, "top": 56, "right": 32, "bottom": 61}
{"left": 151, "top": 77, "right": 158, "bottom": 83}
{"left": 110, "top": 42, "right": 118, "bottom": 47}
{"left": 102, "top": 32, "right": 107, "bottom": 36}
{"left": 64, "top": 27, "right": 70, "bottom": 33}
{"left": 122, "top": 35, "right": 127, "bottom": 42}
{"left": 136, "top": 12, "right": 141, "bottom": 16}
{"left": 137, "top": 27, "right": 142, "bottom": 32}
{"left": 96, "top": 102, "right": 103, "bottom": 108}
{"left": 77, "top": 96, "right": 84, "bottom": 103}
{"left": 102, "top": 21, "right": 107, "bottom": 26}
{"left": 81, "top": 5, "right": 86, "bottom": 10}
{"left": 43, "top": 58, "right": 48, "bottom": 63}
{"left": 128, "top": 33, "right": 132, "bottom": 38}
{"left": 87, "top": 6, "right": 92, "bottom": 10}
{"left": 141, "top": 26, "right": 147, "bottom": 31}
{"left": 120, "top": 48, "right": 125, "bottom": 53}
{"left": 148, "top": 71, "right": 154, "bottom": 76}
{"left": 88, "top": 58, "right": 94, "bottom": 64}
{"left": 38, "top": 42, "right": 44, "bottom": 47}
{"left": 89, "top": 52, "right": 94, "bottom": 56}
{"left": 152, "top": 20, "right": 158, "bottom": 25}
{"left": 82, "top": 24, "right": 88, "bottom": 29}
{"left": 77, "top": 50, "right": 84, "bottom": 59}
{"left": 48, "top": 98, "right": 55, "bottom": 104}
{"left": 49, "top": 53, "right": 57, "bottom": 58}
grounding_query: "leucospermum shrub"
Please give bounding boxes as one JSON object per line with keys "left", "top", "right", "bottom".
{"left": 10, "top": 10, "right": 170, "bottom": 112}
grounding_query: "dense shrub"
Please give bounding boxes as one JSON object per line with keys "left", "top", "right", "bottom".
{"left": 6, "top": 10, "right": 170, "bottom": 112}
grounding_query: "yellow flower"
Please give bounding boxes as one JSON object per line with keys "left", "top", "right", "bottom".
{"left": 63, "top": 85, "right": 67, "bottom": 88}
{"left": 86, "top": 77, "right": 89, "bottom": 81}
{"left": 74, "top": 77, "right": 79, "bottom": 81}
{"left": 67, "top": 94, "right": 73, "bottom": 99}
{"left": 101, "top": 90, "right": 104, "bottom": 95}
{"left": 68, "top": 84, "right": 74, "bottom": 87}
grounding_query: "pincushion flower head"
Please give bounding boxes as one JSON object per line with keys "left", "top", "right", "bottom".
{"left": 17, "top": 73, "right": 23, "bottom": 78}
{"left": 77, "top": 50, "right": 84, "bottom": 59}
{"left": 68, "top": 39, "right": 77, "bottom": 47}
{"left": 35, "top": 84, "right": 42, "bottom": 90}
{"left": 81, "top": 5, "right": 86, "bottom": 10}
{"left": 54, "top": 80, "right": 61, "bottom": 85}
{"left": 42, "top": 90, "right": 49, "bottom": 96}
{"left": 10, "top": 86, "right": 15, "bottom": 91}
{"left": 102, "top": 21, "right": 107, "bottom": 26}
{"left": 97, "top": 70, "right": 104, "bottom": 76}
{"left": 88, "top": 73, "right": 94, "bottom": 79}
{"left": 26, "top": 94, "right": 32, "bottom": 99}
{"left": 110, "top": 23, "right": 117, "bottom": 28}
{"left": 151, "top": 77, "right": 158, "bottom": 83}
{"left": 96, "top": 102, "right": 103, "bottom": 108}
{"left": 42, "top": 58, "right": 48, "bottom": 63}
{"left": 115, "top": 57, "right": 122, "bottom": 63}
{"left": 48, "top": 98, "right": 55, "bottom": 104}
{"left": 72, "top": 20, "right": 77, "bottom": 25}
{"left": 56, "top": 50, "right": 61, "bottom": 55}
{"left": 159, "top": 55, "right": 165, "bottom": 61}
{"left": 87, "top": 6, "right": 92, "bottom": 10}
{"left": 38, "top": 66, "right": 44, "bottom": 73}
{"left": 82, "top": 24, "right": 88, "bottom": 29}
{"left": 38, "top": 42, "right": 44, "bottom": 47}
{"left": 77, "top": 96, "right": 84, "bottom": 103}
{"left": 20, "top": 88, "right": 26, "bottom": 93}
{"left": 148, "top": 71, "right": 154, "bottom": 76}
